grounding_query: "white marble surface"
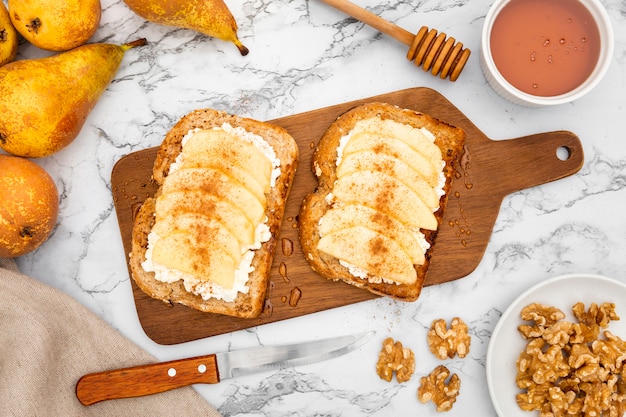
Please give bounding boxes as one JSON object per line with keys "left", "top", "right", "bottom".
{"left": 7, "top": 0, "right": 626, "bottom": 415}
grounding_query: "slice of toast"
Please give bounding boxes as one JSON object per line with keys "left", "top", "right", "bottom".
{"left": 129, "top": 109, "right": 298, "bottom": 318}
{"left": 298, "top": 102, "right": 465, "bottom": 301}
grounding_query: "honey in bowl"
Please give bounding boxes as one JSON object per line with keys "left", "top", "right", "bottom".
{"left": 489, "top": 0, "right": 601, "bottom": 97}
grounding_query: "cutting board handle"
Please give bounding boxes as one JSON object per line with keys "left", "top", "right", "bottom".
{"left": 486, "top": 130, "right": 584, "bottom": 195}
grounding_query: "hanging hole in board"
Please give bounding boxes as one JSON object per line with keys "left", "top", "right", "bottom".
{"left": 556, "top": 146, "right": 572, "bottom": 161}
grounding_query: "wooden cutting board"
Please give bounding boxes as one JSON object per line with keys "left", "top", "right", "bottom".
{"left": 111, "top": 87, "right": 583, "bottom": 345}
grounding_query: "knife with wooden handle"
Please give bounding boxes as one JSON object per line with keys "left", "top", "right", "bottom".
{"left": 76, "top": 331, "right": 374, "bottom": 405}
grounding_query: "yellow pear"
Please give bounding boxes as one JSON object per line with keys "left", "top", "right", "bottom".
{"left": 0, "top": 39, "right": 146, "bottom": 158}
{"left": 123, "top": 0, "right": 249, "bottom": 55}
{"left": 0, "top": 1, "right": 18, "bottom": 66}
{"left": 8, "top": 0, "right": 101, "bottom": 52}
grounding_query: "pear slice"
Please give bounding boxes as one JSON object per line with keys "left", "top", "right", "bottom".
{"left": 155, "top": 189, "right": 255, "bottom": 246}
{"left": 350, "top": 118, "right": 443, "bottom": 165}
{"left": 183, "top": 129, "right": 273, "bottom": 189}
{"left": 319, "top": 204, "right": 425, "bottom": 265}
{"left": 180, "top": 161, "right": 267, "bottom": 205}
{"left": 341, "top": 132, "right": 440, "bottom": 187}
{"left": 331, "top": 170, "right": 438, "bottom": 230}
{"left": 161, "top": 167, "right": 265, "bottom": 225}
{"left": 337, "top": 150, "right": 440, "bottom": 208}
{"left": 151, "top": 231, "right": 238, "bottom": 289}
{"left": 151, "top": 212, "right": 242, "bottom": 263}
{"left": 317, "top": 225, "right": 417, "bottom": 285}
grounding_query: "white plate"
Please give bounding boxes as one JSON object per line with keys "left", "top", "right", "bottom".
{"left": 486, "top": 273, "right": 626, "bottom": 417}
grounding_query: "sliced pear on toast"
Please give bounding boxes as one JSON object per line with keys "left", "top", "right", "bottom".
{"left": 350, "top": 118, "right": 443, "bottom": 165}
{"left": 318, "top": 204, "right": 425, "bottom": 265}
{"left": 317, "top": 225, "right": 417, "bottom": 285}
{"left": 151, "top": 212, "right": 242, "bottom": 263}
{"left": 161, "top": 167, "right": 265, "bottom": 225}
{"left": 341, "top": 132, "right": 440, "bottom": 187}
{"left": 155, "top": 189, "right": 256, "bottom": 246}
{"left": 181, "top": 158, "right": 267, "bottom": 204}
{"left": 151, "top": 231, "right": 238, "bottom": 289}
{"left": 331, "top": 170, "right": 438, "bottom": 230}
{"left": 182, "top": 129, "right": 273, "bottom": 188}
{"left": 336, "top": 150, "right": 440, "bottom": 208}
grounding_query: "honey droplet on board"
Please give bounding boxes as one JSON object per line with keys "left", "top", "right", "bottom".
{"left": 282, "top": 238, "right": 293, "bottom": 256}
{"left": 281, "top": 296, "right": 287, "bottom": 303}
{"left": 263, "top": 299, "right": 273, "bottom": 316}
{"left": 279, "top": 262, "right": 290, "bottom": 283}
{"left": 289, "top": 287, "right": 302, "bottom": 307}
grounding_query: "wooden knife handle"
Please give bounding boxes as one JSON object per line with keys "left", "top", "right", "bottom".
{"left": 76, "top": 354, "right": 220, "bottom": 406}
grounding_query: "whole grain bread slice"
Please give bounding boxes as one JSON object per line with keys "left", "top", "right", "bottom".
{"left": 298, "top": 102, "right": 465, "bottom": 301}
{"left": 129, "top": 109, "right": 298, "bottom": 318}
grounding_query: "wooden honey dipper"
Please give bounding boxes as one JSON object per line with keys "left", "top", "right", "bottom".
{"left": 320, "top": 0, "right": 471, "bottom": 81}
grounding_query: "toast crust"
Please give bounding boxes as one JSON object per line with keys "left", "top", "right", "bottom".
{"left": 130, "top": 109, "right": 298, "bottom": 318}
{"left": 298, "top": 102, "right": 465, "bottom": 301}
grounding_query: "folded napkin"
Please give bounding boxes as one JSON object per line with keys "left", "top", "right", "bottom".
{"left": 0, "top": 257, "right": 223, "bottom": 417}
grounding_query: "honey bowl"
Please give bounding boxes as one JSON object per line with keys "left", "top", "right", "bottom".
{"left": 480, "top": 0, "right": 614, "bottom": 107}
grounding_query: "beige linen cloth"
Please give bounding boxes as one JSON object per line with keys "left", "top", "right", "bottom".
{"left": 0, "top": 257, "right": 223, "bottom": 417}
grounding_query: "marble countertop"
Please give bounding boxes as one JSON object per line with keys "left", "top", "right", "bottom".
{"left": 10, "top": 0, "right": 626, "bottom": 415}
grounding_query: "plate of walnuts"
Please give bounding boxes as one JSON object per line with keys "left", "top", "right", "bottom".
{"left": 486, "top": 273, "right": 626, "bottom": 417}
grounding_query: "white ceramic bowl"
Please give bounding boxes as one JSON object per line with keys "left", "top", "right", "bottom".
{"left": 486, "top": 273, "right": 626, "bottom": 416}
{"left": 480, "top": 0, "right": 614, "bottom": 107}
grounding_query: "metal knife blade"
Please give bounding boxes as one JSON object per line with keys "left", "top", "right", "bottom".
{"left": 76, "top": 331, "right": 374, "bottom": 406}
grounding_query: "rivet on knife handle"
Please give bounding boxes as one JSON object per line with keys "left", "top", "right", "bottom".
{"left": 76, "top": 354, "right": 220, "bottom": 406}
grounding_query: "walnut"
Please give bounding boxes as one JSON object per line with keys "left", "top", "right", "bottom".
{"left": 516, "top": 338, "right": 570, "bottom": 386}
{"left": 573, "top": 302, "right": 620, "bottom": 329}
{"left": 543, "top": 321, "right": 573, "bottom": 347}
{"left": 570, "top": 322, "right": 600, "bottom": 344}
{"left": 570, "top": 343, "right": 609, "bottom": 383}
{"left": 516, "top": 381, "right": 551, "bottom": 411}
{"left": 543, "top": 386, "right": 576, "bottom": 417}
{"left": 427, "top": 317, "right": 471, "bottom": 360}
{"left": 592, "top": 331, "right": 626, "bottom": 373}
{"left": 515, "top": 301, "right": 626, "bottom": 417}
{"left": 519, "top": 304, "right": 567, "bottom": 342}
{"left": 375, "top": 337, "right": 415, "bottom": 383}
{"left": 417, "top": 365, "right": 461, "bottom": 412}
{"left": 521, "top": 303, "right": 566, "bottom": 327}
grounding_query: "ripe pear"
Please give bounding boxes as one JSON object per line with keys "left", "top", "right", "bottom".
{"left": 0, "top": 1, "right": 18, "bottom": 66}
{"left": 0, "top": 154, "right": 59, "bottom": 258}
{"left": 123, "top": 0, "right": 249, "bottom": 56}
{"left": 8, "top": 0, "right": 101, "bottom": 52}
{"left": 0, "top": 39, "right": 147, "bottom": 158}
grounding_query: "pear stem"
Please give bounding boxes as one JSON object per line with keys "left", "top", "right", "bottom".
{"left": 122, "top": 38, "right": 148, "bottom": 51}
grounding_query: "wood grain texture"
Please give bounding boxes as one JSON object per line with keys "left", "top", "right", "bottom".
{"left": 111, "top": 87, "right": 584, "bottom": 345}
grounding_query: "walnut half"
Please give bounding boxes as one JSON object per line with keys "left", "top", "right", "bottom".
{"left": 417, "top": 365, "right": 461, "bottom": 412}
{"left": 428, "top": 317, "right": 471, "bottom": 360}
{"left": 375, "top": 337, "right": 416, "bottom": 383}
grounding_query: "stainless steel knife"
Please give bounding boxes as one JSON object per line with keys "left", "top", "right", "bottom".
{"left": 76, "top": 331, "right": 374, "bottom": 405}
